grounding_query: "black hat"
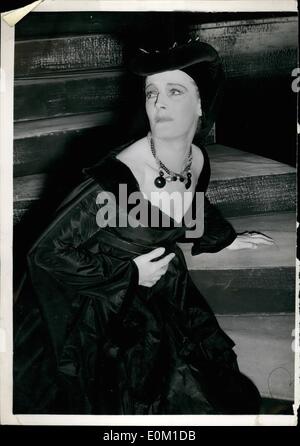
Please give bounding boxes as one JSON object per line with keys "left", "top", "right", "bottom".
{"left": 129, "top": 39, "right": 225, "bottom": 142}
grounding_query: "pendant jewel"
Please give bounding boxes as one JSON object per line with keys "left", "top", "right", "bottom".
{"left": 148, "top": 132, "right": 193, "bottom": 190}
{"left": 154, "top": 176, "right": 166, "bottom": 188}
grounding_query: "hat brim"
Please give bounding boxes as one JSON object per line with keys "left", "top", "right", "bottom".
{"left": 129, "top": 41, "right": 220, "bottom": 76}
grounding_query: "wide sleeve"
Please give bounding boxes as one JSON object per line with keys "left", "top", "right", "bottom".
{"left": 178, "top": 144, "right": 237, "bottom": 255}
{"left": 190, "top": 195, "right": 237, "bottom": 255}
{"left": 26, "top": 183, "right": 139, "bottom": 358}
{"left": 29, "top": 187, "right": 138, "bottom": 289}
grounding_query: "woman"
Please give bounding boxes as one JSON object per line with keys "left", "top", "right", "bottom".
{"left": 13, "top": 40, "right": 272, "bottom": 415}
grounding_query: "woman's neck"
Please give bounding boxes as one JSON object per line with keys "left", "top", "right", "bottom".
{"left": 151, "top": 135, "right": 193, "bottom": 171}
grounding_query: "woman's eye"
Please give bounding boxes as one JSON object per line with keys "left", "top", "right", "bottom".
{"left": 169, "top": 88, "right": 183, "bottom": 96}
{"left": 146, "top": 91, "right": 157, "bottom": 100}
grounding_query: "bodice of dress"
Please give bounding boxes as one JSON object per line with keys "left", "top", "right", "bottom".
{"left": 82, "top": 140, "right": 210, "bottom": 251}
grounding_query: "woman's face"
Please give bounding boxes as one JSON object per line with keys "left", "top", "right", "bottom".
{"left": 145, "top": 69, "right": 202, "bottom": 140}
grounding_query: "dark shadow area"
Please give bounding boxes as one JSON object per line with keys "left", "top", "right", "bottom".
{"left": 14, "top": 11, "right": 298, "bottom": 39}
{"left": 260, "top": 397, "right": 294, "bottom": 415}
{"left": 218, "top": 76, "right": 297, "bottom": 167}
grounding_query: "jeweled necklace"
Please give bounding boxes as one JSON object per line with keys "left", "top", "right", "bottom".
{"left": 148, "top": 133, "right": 192, "bottom": 189}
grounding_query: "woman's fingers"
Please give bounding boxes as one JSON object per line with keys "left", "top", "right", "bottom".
{"left": 147, "top": 261, "right": 173, "bottom": 285}
{"left": 241, "top": 232, "right": 274, "bottom": 242}
{"left": 142, "top": 248, "right": 176, "bottom": 265}
{"left": 155, "top": 252, "right": 176, "bottom": 268}
{"left": 250, "top": 233, "right": 273, "bottom": 240}
{"left": 145, "top": 247, "right": 166, "bottom": 261}
{"left": 135, "top": 249, "right": 176, "bottom": 287}
{"left": 227, "top": 232, "right": 276, "bottom": 251}
{"left": 241, "top": 235, "right": 274, "bottom": 245}
{"left": 237, "top": 241, "right": 258, "bottom": 249}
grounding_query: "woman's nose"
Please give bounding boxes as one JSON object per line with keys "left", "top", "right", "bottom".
{"left": 154, "top": 92, "right": 167, "bottom": 108}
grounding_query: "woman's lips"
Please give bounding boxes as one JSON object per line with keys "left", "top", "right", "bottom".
{"left": 155, "top": 116, "right": 174, "bottom": 123}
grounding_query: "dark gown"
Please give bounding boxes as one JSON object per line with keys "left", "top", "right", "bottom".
{"left": 13, "top": 141, "right": 261, "bottom": 415}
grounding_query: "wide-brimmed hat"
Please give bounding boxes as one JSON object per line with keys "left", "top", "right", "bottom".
{"left": 129, "top": 38, "right": 225, "bottom": 142}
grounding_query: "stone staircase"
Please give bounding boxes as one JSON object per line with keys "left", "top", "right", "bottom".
{"left": 178, "top": 144, "right": 296, "bottom": 405}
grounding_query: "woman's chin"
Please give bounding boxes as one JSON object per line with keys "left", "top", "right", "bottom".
{"left": 151, "top": 127, "right": 184, "bottom": 139}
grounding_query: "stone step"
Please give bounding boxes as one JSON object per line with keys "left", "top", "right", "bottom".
{"left": 179, "top": 212, "right": 296, "bottom": 314}
{"left": 217, "top": 314, "right": 295, "bottom": 401}
{"left": 206, "top": 144, "right": 296, "bottom": 217}
{"left": 207, "top": 144, "right": 295, "bottom": 182}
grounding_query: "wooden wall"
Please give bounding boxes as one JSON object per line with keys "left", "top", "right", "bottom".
{"left": 13, "top": 12, "right": 297, "bottom": 276}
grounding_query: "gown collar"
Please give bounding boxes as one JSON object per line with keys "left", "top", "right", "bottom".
{"left": 82, "top": 139, "right": 139, "bottom": 199}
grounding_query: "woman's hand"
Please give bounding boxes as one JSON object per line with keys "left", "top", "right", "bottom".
{"left": 133, "top": 247, "right": 176, "bottom": 287}
{"left": 226, "top": 231, "right": 275, "bottom": 250}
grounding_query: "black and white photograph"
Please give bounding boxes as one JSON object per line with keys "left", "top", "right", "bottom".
{"left": 0, "top": 0, "right": 299, "bottom": 426}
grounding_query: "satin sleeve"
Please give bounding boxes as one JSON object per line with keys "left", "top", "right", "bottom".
{"left": 189, "top": 195, "right": 237, "bottom": 255}
{"left": 29, "top": 187, "right": 138, "bottom": 292}
{"left": 26, "top": 185, "right": 139, "bottom": 358}
{"left": 181, "top": 145, "right": 237, "bottom": 255}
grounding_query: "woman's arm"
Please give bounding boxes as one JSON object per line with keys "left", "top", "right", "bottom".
{"left": 26, "top": 185, "right": 140, "bottom": 358}
{"left": 182, "top": 147, "right": 273, "bottom": 255}
{"left": 29, "top": 186, "right": 138, "bottom": 293}
{"left": 190, "top": 196, "right": 237, "bottom": 255}
{"left": 185, "top": 197, "right": 274, "bottom": 255}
